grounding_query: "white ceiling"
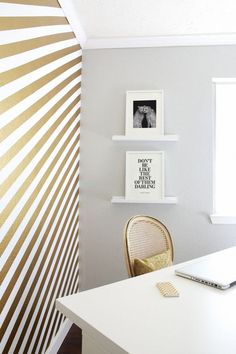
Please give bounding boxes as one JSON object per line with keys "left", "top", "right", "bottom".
{"left": 72, "top": 0, "right": 236, "bottom": 38}
{"left": 60, "top": 0, "right": 236, "bottom": 48}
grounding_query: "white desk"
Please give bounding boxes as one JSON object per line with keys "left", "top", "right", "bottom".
{"left": 56, "top": 248, "right": 236, "bottom": 354}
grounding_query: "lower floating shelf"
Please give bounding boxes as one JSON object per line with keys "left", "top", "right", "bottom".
{"left": 111, "top": 196, "right": 178, "bottom": 204}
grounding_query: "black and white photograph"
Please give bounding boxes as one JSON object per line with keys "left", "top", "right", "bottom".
{"left": 133, "top": 100, "right": 156, "bottom": 128}
{"left": 125, "top": 90, "right": 164, "bottom": 136}
{"left": 125, "top": 151, "right": 165, "bottom": 201}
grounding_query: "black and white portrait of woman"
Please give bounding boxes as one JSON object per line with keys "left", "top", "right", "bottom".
{"left": 133, "top": 100, "right": 156, "bottom": 129}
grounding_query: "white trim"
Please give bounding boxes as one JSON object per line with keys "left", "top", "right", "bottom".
{"left": 84, "top": 33, "right": 236, "bottom": 50}
{"left": 58, "top": 0, "right": 87, "bottom": 48}
{"left": 44, "top": 319, "right": 72, "bottom": 354}
{"left": 210, "top": 215, "right": 236, "bottom": 224}
{"left": 211, "top": 81, "right": 217, "bottom": 217}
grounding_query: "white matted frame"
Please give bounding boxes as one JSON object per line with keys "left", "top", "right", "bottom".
{"left": 125, "top": 151, "right": 164, "bottom": 201}
{"left": 125, "top": 90, "right": 164, "bottom": 136}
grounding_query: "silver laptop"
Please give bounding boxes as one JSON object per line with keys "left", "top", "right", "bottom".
{"left": 175, "top": 246, "right": 236, "bottom": 290}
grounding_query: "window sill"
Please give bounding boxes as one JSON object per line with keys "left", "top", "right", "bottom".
{"left": 210, "top": 214, "right": 236, "bottom": 224}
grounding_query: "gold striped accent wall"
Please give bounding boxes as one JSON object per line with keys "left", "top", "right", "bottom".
{"left": 0, "top": 1, "right": 81, "bottom": 353}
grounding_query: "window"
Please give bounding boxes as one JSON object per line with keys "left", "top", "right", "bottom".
{"left": 211, "top": 78, "right": 236, "bottom": 224}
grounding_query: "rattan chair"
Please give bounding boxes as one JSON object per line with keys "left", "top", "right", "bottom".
{"left": 124, "top": 215, "right": 174, "bottom": 277}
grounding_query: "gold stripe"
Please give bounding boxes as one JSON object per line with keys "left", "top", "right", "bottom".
{"left": 43, "top": 245, "right": 79, "bottom": 353}
{"left": 1, "top": 69, "right": 81, "bottom": 141}
{"left": 38, "top": 238, "right": 79, "bottom": 353}
{"left": 1, "top": 83, "right": 80, "bottom": 169}
{"left": 39, "top": 253, "right": 79, "bottom": 353}
{"left": 61, "top": 238, "right": 79, "bottom": 300}
{"left": 55, "top": 316, "right": 66, "bottom": 337}
{"left": 0, "top": 0, "right": 60, "bottom": 7}
{"left": 1, "top": 135, "right": 80, "bottom": 291}
{"left": 1, "top": 103, "right": 81, "bottom": 252}
{"left": 44, "top": 269, "right": 79, "bottom": 351}
{"left": 1, "top": 149, "right": 79, "bottom": 307}
{"left": 45, "top": 312, "right": 60, "bottom": 351}
{"left": 19, "top": 201, "right": 80, "bottom": 353}
{"left": 37, "top": 229, "right": 79, "bottom": 353}
{"left": 0, "top": 32, "right": 75, "bottom": 58}
{"left": 0, "top": 17, "right": 68, "bottom": 31}
{"left": 0, "top": 95, "right": 80, "bottom": 202}
{"left": 26, "top": 208, "right": 80, "bottom": 354}
{"left": 55, "top": 314, "right": 64, "bottom": 340}
{"left": 61, "top": 251, "right": 79, "bottom": 300}
{"left": 3, "top": 201, "right": 80, "bottom": 353}
{"left": 71, "top": 268, "right": 79, "bottom": 295}
{"left": 62, "top": 246, "right": 79, "bottom": 300}
{"left": 1, "top": 144, "right": 80, "bottom": 341}
{"left": 1, "top": 44, "right": 81, "bottom": 85}
{"left": 53, "top": 315, "right": 68, "bottom": 343}
{"left": 0, "top": 56, "right": 81, "bottom": 114}
{"left": 72, "top": 270, "right": 80, "bottom": 293}
{"left": 3, "top": 191, "right": 80, "bottom": 352}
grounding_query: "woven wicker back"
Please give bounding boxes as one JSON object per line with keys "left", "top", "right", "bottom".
{"left": 124, "top": 215, "right": 174, "bottom": 277}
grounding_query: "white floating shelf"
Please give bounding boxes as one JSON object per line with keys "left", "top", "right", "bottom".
{"left": 111, "top": 196, "right": 178, "bottom": 204}
{"left": 112, "top": 135, "right": 179, "bottom": 141}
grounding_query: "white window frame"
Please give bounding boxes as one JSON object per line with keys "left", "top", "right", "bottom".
{"left": 210, "top": 78, "right": 236, "bottom": 224}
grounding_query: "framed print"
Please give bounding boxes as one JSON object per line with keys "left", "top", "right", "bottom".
{"left": 125, "top": 151, "right": 164, "bottom": 201}
{"left": 125, "top": 90, "right": 164, "bottom": 137}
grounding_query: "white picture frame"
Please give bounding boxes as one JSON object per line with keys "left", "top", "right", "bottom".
{"left": 125, "top": 90, "right": 164, "bottom": 137}
{"left": 125, "top": 151, "right": 165, "bottom": 201}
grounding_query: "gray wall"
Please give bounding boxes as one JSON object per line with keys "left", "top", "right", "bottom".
{"left": 79, "top": 45, "right": 236, "bottom": 291}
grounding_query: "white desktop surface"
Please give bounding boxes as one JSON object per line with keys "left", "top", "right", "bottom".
{"left": 56, "top": 248, "right": 236, "bottom": 354}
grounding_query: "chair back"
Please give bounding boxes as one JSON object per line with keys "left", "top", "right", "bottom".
{"left": 124, "top": 215, "right": 174, "bottom": 277}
